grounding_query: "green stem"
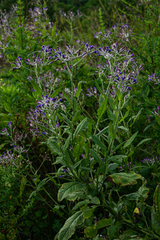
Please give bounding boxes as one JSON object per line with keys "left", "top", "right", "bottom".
{"left": 43, "top": 187, "right": 69, "bottom": 215}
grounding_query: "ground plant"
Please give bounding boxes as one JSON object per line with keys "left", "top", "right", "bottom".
{"left": 0, "top": 0, "right": 160, "bottom": 239}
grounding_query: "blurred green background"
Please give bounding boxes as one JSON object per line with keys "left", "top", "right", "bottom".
{"left": 0, "top": 0, "right": 138, "bottom": 27}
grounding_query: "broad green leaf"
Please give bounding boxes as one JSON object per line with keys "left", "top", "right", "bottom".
{"left": 138, "top": 183, "right": 149, "bottom": 200}
{"left": 109, "top": 97, "right": 115, "bottom": 110}
{"left": 4, "top": 103, "right": 12, "bottom": 113}
{"left": 62, "top": 91, "right": 72, "bottom": 104}
{"left": 112, "top": 141, "right": 127, "bottom": 153}
{"left": 84, "top": 226, "right": 97, "bottom": 238}
{"left": 93, "top": 235, "right": 105, "bottom": 240}
{"left": 143, "top": 123, "right": 154, "bottom": 132}
{"left": 97, "top": 217, "right": 112, "bottom": 229}
{"left": 75, "top": 83, "right": 82, "bottom": 98}
{"left": 127, "top": 150, "right": 134, "bottom": 157}
{"left": 108, "top": 223, "right": 122, "bottom": 240}
{"left": 90, "top": 197, "right": 100, "bottom": 205}
{"left": 66, "top": 192, "right": 86, "bottom": 201}
{"left": 47, "top": 175, "right": 58, "bottom": 185}
{"left": 107, "top": 155, "right": 126, "bottom": 163}
{"left": 118, "top": 126, "right": 129, "bottom": 134}
{"left": 107, "top": 108, "right": 116, "bottom": 122}
{"left": 97, "top": 126, "right": 109, "bottom": 137}
{"left": 64, "top": 150, "right": 74, "bottom": 167}
{"left": 73, "top": 136, "right": 85, "bottom": 158}
{"left": 72, "top": 160, "right": 82, "bottom": 169}
{"left": 37, "top": 178, "right": 49, "bottom": 191}
{"left": 108, "top": 172, "right": 143, "bottom": 186}
{"left": 91, "top": 135, "right": 107, "bottom": 150}
{"left": 107, "top": 163, "right": 119, "bottom": 173}
{"left": 99, "top": 94, "right": 104, "bottom": 106}
{"left": 97, "top": 96, "right": 108, "bottom": 122}
{"left": 51, "top": 22, "right": 57, "bottom": 38}
{"left": 90, "top": 149, "right": 103, "bottom": 167}
{"left": 123, "top": 131, "right": 138, "bottom": 148}
{"left": 120, "top": 110, "right": 129, "bottom": 123}
{"left": 121, "top": 95, "right": 134, "bottom": 109}
{"left": 151, "top": 207, "right": 160, "bottom": 235}
{"left": 128, "top": 108, "right": 143, "bottom": 127}
{"left": 155, "top": 115, "right": 160, "bottom": 125}
{"left": 136, "top": 138, "right": 151, "bottom": 148}
{"left": 109, "top": 123, "right": 116, "bottom": 139}
{"left": 63, "top": 135, "right": 71, "bottom": 152}
{"left": 51, "top": 88, "right": 62, "bottom": 97}
{"left": 87, "top": 117, "right": 96, "bottom": 126}
{"left": 47, "top": 139, "right": 62, "bottom": 155}
{"left": 72, "top": 200, "right": 90, "bottom": 210}
{"left": 19, "top": 177, "right": 27, "bottom": 197}
{"left": 58, "top": 211, "right": 84, "bottom": 240}
{"left": 61, "top": 113, "right": 72, "bottom": 128}
{"left": 58, "top": 182, "right": 86, "bottom": 201}
{"left": 116, "top": 88, "right": 121, "bottom": 101}
{"left": 71, "top": 110, "right": 81, "bottom": 123}
{"left": 153, "top": 183, "right": 160, "bottom": 221}
{"left": 73, "top": 118, "right": 87, "bottom": 138}
{"left": 122, "top": 193, "right": 139, "bottom": 202}
{"left": 84, "top": 208, "right": 97, "bottom": 219}
{"left": 0, "top": 143, "right": 7, "bottom": 150}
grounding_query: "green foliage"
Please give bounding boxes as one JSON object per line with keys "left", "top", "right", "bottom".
{"left": 98, "top": 8, "right": 105, "bottom": 33}
{"left": 1, "top": 0, "right": 160, "bottom": 239}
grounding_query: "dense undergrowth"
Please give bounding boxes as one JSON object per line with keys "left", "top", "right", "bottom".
{"left": 0, "top": 0, "right": 160, "bottom": 239}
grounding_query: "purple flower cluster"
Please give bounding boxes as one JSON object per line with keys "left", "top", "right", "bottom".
{"left": 119, "top": 24, "right": 132, "bottom": 42}
{"left": 96, "top": 46, "right": 141, "bottom": 93}
{"left": 27, "top": 95, "right": 65, "bottom": 136}
{"left": 36, "top": 95, "right": 64, "bottom": 111}
{"left": 13, "top": 45, "right": 54, "bottom": 70}
{"left": 61, "top": 10, "right": 82, "bottom": 21}
{"left": 0, "top": 127, "right": 9, "bottom": 136}
{"left": 148, "top": 73, "right": 160, "bottom": 84}
{"left": 28, "top": 6, "right": 48, "bottom": 22}
{"left": 13, "top": 56, "right": 22, "bottom": 70}
{"left": 0, "top": 9, "right": 12, "bottom": 42}
{"left": 142, "top": 156, "right": 160, "bottom": 165}
{"left": 93, "top": 30, "right": 111, "bottom": 40}
{"left": 0, "top": 150, "right": 14, "bottom": 164}
{"left": 41, "top": 45, "right": 53, "bottom": 54}
{"left": 25, "top": 51, "right": 52, "bottom": 67}
{"left": 96, "top": 43, "right": 136, "bottom": 67}
{"left": 112, "top": 65, "right": 138, "bottom": 92}
{"left": 0, "top": 122, "right": 27, "bottom": 154}
{"left": 64, "top": 86, "right": 83, "bottom": 96}
{"left": 27, "top": 107, "right": 49, "bottom": 136}
{"left": 60, "top": 167, "right": 70, "bottom": 177}
{"left": 13, "top": 145, "right": 26, "bottom": 154}
{"left": 97, "top": 46, "right": 112, "bottom": 59}
{"left": 28, "top": 71, "right": 60, "bottom": 95}
{"left": 54, "top": 43, "right": 95, "bottom": 62}
{"left": 86, "top": 87, "right": 99, "bottom": 97}
{"left": 151, "top": 106, "right": 160, "bottom": 116}
{"left": 94, "top": 23, "right": 132, "bottom": 43}
{"left": 119, "top": 162, "right": 136, "bottom": 171}
{"left": 0, "top": 147, "right": 29, "bottom": 170}
{"left": 0, "top": 122, "right": 12, "bottom": 136}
